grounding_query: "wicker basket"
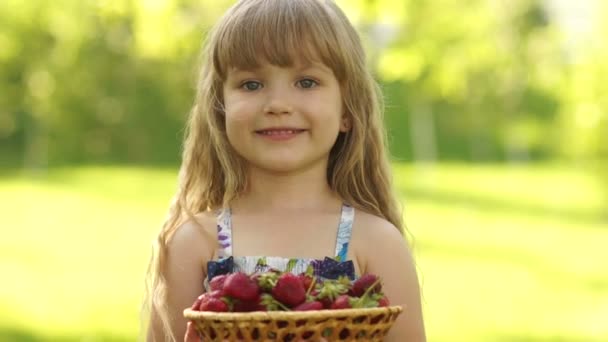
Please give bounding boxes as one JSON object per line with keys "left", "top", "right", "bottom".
{"left": 184, "top": 305, "right": 403, "bottom": 341}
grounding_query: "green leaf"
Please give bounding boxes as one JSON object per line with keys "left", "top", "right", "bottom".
{"left": 256, "top": 257, "right": 268, "bottom": 267}
{"left": 286, "top": 258, "right": 298, "bottom": 272}
{"left": 305, "top": 264, "right": 314, "bottom": 276}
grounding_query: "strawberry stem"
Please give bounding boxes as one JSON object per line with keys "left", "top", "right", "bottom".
{"left": 276, "top": 301, "right": 291, "bottom": 311}
{"left": 221, "top": 297, "right": 235, "bottom": 312}
{"left": 354, "top": 277, "right": 382, "bottom": 308}
{"left": 306, "top": 277, "right": 317, "bottom": 297}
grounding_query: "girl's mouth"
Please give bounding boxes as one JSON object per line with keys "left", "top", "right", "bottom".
{"left": 255, "top": 128, "right": 307, "bottom": 140}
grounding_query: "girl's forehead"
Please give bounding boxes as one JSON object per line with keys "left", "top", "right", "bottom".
{"left": 227, "top": 58, "right": 333, "bottom": 74}
{"left": 224, "top": 43, "right": 325, "bottom": 68}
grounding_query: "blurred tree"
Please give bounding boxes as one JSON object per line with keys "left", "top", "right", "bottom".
{"left": 0, "top": 0, "right": 232, "bottom": 168}
{"left": 343, "top": 0, "right": 566, "bottom": 162}
{"left": 0, "top": 0, "right": 605, "bottom": 168}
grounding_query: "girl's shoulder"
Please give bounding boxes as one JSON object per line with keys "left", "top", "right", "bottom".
{"left": 168, "top": 210, "right": 218, "bottom": 262}
{"left": 350, "top": 209, "right": 405, "bottom": 273}
{"left": 352, "top": 209, "right": 401, "bottom": 241}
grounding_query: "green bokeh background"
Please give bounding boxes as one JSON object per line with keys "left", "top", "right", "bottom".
{"left": 1, "top": 0, "right": 606, "bottom": 341}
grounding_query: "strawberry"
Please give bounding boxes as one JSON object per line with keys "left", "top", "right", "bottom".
{"left": 191, "top": 292, "right": 220, "bottom": 310}
{"left": 315, "top": 278, "right": 349, "bottom": 307}
{"left": 234, "top": 300, "right": 259, "bottom": 312}
{"left": 293, "top": 301, "right": 323, "bottom": 311}
{"left": 351, "top": 274, "right": 382, "bottom": 297}
{"left": 298, "top": 273, "right": 314, "bottom": 292}
{"left": 199, "top": 297, "right": 228, "bottom": 312}
{"left": 207, "top": 290, "right": 223, "bottom": 299}
{"left": 192, "top": 291, "right": 231, "bottom": 311}
{"left": 330, "top": 294, "right": 352, "bottom": 309}
{"left": 378, "top": 295, "right": 390, "bottom": 307}
{"left": 315, "top": 292, "right": 333, "bottom": 308}
{"left": 308, "top": 288, "right": 331, "bottom": 309}
{"left": 209, "top": 274, "right": 228, "bottom": 292}
{"left": 223, "top": 272, "right": 260, "bottom": 301}
{"left": 191, "top": 294, "right": 205, "bottom": 310}
{"left": 272, "top": 273, "right": 306, "bottom": 307}
{"left": 233, "top": 294, "right": 265, "bottom": 312}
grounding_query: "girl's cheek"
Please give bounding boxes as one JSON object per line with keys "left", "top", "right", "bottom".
{"left": 226, "top": 111, "right": 253, "bottom": 124}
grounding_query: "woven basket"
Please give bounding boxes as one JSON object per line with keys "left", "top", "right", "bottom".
{"left": 184, "top": 305, "right": 402, "bottom": 341}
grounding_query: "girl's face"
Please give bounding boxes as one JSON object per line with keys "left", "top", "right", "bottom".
{"left": 222, "top": 59, "right": 347, "bottom": 174}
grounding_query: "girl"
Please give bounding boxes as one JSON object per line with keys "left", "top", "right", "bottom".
{"left": 144, "top": 0, "right": 426, "bottom": 341}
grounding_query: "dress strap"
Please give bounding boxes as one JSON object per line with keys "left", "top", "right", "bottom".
{"left": 334, "top": 204, "right": 354, "bottom": 261}
{"left": 216, "top": 208, "right": 233, "bottom": 258}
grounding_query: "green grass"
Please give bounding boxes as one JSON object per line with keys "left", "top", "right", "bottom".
{"left": 1, "top": 163, "right": 606, "bottom": 341}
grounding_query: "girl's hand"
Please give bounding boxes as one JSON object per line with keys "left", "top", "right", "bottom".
{"left": 184, "top": 321, "right": 199, "bottom": 342}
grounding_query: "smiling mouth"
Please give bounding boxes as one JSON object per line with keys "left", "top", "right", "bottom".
{"left": 255, "top": 129, "right": 306, "bottom": 135}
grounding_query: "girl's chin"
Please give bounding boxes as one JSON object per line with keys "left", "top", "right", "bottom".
{"left": 254, "top": 163, "right": 308, "bottom": 174}
{"left": 248, "top": 158, "right": 322, "bottom": 174}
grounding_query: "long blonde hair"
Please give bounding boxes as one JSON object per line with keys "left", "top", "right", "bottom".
{"left": 143, "top": 0, "right": 403, "bottom": 340}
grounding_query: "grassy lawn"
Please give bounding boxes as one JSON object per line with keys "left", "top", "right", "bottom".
{"left": 1, "top": 163, "right": 606, "bottom": 341}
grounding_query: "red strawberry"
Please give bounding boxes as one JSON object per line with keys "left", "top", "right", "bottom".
{"left": 233, "top": 295, "right": 265, "bottom": 312}
{"left": 351, "top": 274, "right": 382, "bottom": 297}
{"left": 192, "top": 291, "right": 230, "bottom": 311}
{"left": 293, "top": 301, "right": 323, "bottom": 311}
{"left": 223, "top": 272, "right": 260, "bottom": 301}
{"left": 208, "top": 290, "right": 223, "bottom": 299}
{"left": 330, "top": 295, "right": 352, "bottom": 309}
{"left": 320, "top": 298, "right": 333, "bottom": 309}
{"left": 324, "top": 300, "right": 335, "bottom": 309}
{"left": 272, "top": 273, "right": 306, "bottom": 307}
{"left": 191, "top": 294, "right": 205, "bottom": 310}
{"left": 209, "top": 274, "right": 228, "bottom": 292}
{"left": 315, "top": 278, "right": 348, "bottom": 308}
{"left": 308, "top": 289, "right": 330, "bottom": 308}
{"left": 378, "top": 295, "right": 390, "bottom": 307}
{"left": 199, "top": 297, "right": 228, "bottom": 312}
{"left": 298, "top": 273, "right": 314, "bottom": 291}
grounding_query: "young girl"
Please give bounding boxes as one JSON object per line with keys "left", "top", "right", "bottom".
{"left": 144, "top": 0, "right": 426, "bottom": 341}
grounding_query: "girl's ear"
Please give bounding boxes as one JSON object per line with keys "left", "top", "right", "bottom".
{"left": 340, "top": 114, "right": 352, "bottom": 132}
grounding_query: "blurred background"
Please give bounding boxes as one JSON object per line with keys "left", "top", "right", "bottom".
{"left": 1, "top": 0, "right": 606, "bottom": 341}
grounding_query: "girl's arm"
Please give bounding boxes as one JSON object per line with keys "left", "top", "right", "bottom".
{"left": 356, "top": 214, "right": 427, "bottom": 342}
{"left": 148, "top": 217, "right": 215, "bottom": 341}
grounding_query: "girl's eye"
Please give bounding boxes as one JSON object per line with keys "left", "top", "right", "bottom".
{"left": 241, "top": 81, "right": 262, "bottom": 91}
{"left": 297, "top": 78, "right": 318, "bottom": 89}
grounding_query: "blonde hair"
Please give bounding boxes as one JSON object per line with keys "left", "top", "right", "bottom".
{"left": 143, "top": 0, "right": 403, "bottom": 340}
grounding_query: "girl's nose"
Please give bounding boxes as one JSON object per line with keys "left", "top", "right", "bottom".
{"left": 263, "top": 88, "right": 293, "bottom": 115}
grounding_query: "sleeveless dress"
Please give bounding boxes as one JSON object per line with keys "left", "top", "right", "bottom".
{"left": 204, "top": 204, "right": 359, "bottom": 291}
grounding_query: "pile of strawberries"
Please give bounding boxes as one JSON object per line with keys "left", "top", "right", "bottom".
{"left": 191, "top": 271, "right": 389, "bottom": 313}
